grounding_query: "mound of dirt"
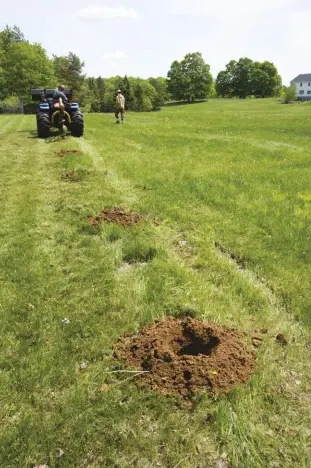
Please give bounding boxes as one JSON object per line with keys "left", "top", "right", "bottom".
{"left": 114, "top": 317, "right": 255, "bottom": 397}
{"left": 56, "top": 149, "right": 81, "bottom": 157}
{"left": 89, "top": 207, "right": 144, "bottom": 228}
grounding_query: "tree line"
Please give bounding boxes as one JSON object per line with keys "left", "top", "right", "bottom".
{"left": 0, "top": 26, "right": 168, "bottom": 113}
{"left": 215, "top": 58, "right": 282, "bottom": 98}
{"left": 0, "top": 25, "right": 284, "bottom": 114}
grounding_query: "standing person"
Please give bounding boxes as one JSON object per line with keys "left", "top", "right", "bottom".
{"left": 115, "top": 90, "right": 125, "bottom": 124}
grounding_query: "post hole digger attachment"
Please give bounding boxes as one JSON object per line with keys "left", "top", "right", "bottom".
{"left": 53, "top": 97, "right": 67, "bottom": 136}
{"left": 31, "top": 88, "right": 84, "bottom": 138}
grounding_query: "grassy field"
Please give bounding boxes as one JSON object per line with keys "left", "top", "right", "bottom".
{"left": 1, "top": 99, "right": 311, "bottom": 468}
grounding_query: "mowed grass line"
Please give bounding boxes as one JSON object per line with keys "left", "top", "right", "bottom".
{"left": 0, "top": 101, "right": 311, "bottom": 468}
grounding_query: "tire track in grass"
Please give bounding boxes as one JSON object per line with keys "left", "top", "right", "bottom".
{"left": 213, "top": 241, "right": 293, "bottom": 329}
{"left": 168, "top": 220, "right": 306, "bottom": 337}
{"left": 199, "top": 132, "right": 305, "bottom": 151}
{"left": 31, "top": 136, "right": 122, "bottom": 327}
{"left": 0, "top": 115, "right": 19, "bottom": 137}
{"left": 0, "top": 116, "right": 32, "bottom": 218}
{"left": 173, "top": 225, "right": 301, "bottom": 332}
{"left": 0, "top": 116, "right": 48, "bottom": 350}
{"left": 0, "top": 123, "right": 87, "bottom": 464}
{"left": 77, "top": 137, "right": 138, "bottom": 205}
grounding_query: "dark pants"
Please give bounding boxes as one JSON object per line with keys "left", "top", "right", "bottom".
{"left": 115, "top": 108, "right": 125, "bottom": 122}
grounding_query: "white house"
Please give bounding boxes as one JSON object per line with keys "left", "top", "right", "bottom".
{"left": 290, "top": 74, "right": 311, "bottom": 101}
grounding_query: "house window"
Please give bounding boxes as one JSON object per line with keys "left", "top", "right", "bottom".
{"left": 308, "top": 91, "right": 311, "bottom": 95}
{"left": 300, "top": 83, "right": 303, "bottom": 86}
{"left": 309, "top": 83, "right": 311, "bottom": 86}
{"left": 299, "top": 90, "right": 305, "bottom": 95}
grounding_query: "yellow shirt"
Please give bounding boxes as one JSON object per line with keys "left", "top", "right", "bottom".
{"left": 116, "top": 94, "right": 125, "bottom": 109}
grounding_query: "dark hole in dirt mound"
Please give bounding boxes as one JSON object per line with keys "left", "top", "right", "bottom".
{"left": 114, "top": 317, "right": 255, "bottom": 397}
{"left": 180, "top": 334, "right": 220, "bottom": 356}
{"left": 56, "top": 149, "right": 81, "bottom": 157}
{"left": 89, "top": 207, "right": 144, "bottom": 229}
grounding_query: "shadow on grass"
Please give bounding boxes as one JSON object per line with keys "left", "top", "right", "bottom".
{"left": 163, "top": 100, "right": 207, "bottom": 107}
{"left": 25, "top": 130, "right": 66, "bottom": 141}
{"left": 23, "top": 128, "right": 73, "bottom": 142}
{"left": 45, "top": 130, "right": 73, "bottom": 143}
{"left": 26, "top": 131, "right": 39, "bottom": 139}
{"left": 16, "top": 129, "right": 35, "bottom": 133}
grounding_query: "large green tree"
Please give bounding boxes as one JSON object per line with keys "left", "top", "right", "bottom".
{"left": 0, "top": 25, "right": 24, "bottom": 50}
{"left": 95, "top": 76, "right": 106, "bottom": 112}
{"left": 216, "top": 58, "right": 282, "bottom": 98}
{"left": 53, "top": 52, "right": 85, "bottom": 95}
{"left": 250, "top": 63, "right": 270, "bottom": 97}
{"left": 148, "top": 77, "right": 168, "bottom": 108}
{"left": 85, "top": 77, "right": 99, "bottom": 112}
{"left": 260, "top": 61, "right": 282, "bottom": 97}
{"left": 167, "top": 60, "right": 186, "bottom": 101}
{"left": 232, "top": 58, "right": 253, "bottom": 98}
{"left": 167, "top": 52, "right": 213, "bottom": 102}
{"left": 0, "top": 30, "right": 55, "bottom": 102}
{"left": 123, "top": 75, "right": 136, "bottom": 110}
{"left": 215, "top": 70, "right": 232, "bottom": 97}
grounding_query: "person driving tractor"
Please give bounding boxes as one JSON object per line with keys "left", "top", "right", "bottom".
{"left": 115, "top": 89, "right": 125, "bottom": 124}
{"left": 53, "top": 85, "right": 68, "bottom": 134}
{"left": 53, "top": 85, "right": 68, "bottom": 103}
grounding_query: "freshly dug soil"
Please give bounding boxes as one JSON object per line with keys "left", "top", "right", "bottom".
{"left": 89, "top": 207, "right": 144, "bottom": 228}
{"left": 56, "top": 149, "right": 81, "bottom": 157}
{"left": 114, "top": 317, "right": 255, "bottom": 397}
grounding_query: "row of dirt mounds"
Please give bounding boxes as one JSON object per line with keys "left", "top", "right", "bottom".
{"left": 113, "top": 316, "right": 256, "bottom": 398}
{"left": 89, "top": 207, "right": 144, "bottom": 229}
{"left": 56, "top": 149, "right": 81, "bottom": 157}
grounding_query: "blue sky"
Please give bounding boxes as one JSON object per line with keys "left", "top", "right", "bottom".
{"left": 1, "top": 0, "right": 310, "bottom": 83}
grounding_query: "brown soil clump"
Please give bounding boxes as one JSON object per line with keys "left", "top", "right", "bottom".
{"left": 89, "top": 207, "right": 144, "bottom": 228}
{"left": 56, "top": 149, "right": 81, "bottom": 157}
{"left": 114, "top": 317, "right": 255, "bottom": 397}
{"left": 252, "top": 335, "right": 263, "bottom": 348}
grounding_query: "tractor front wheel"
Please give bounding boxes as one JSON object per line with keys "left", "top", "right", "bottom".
{"left": 71, "top": 111, "right": 84, "bottom": 137}
{"left": 37, "top": 112, "right": 50, "bottom": 138}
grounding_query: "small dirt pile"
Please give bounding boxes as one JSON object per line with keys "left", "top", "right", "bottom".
{"left": 56, "top": 149, "right": 81, "bottom": 157}
{"left": 114, "top": 317, "right": 255, "bottom": 397}
{"left": 89, "top": 207, "right": 144, "bottom": 228}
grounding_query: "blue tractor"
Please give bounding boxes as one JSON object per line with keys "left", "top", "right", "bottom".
{"left": 31, "top": 88, "right": 84, "bottom": 138}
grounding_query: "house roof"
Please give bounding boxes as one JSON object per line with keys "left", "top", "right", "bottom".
{"left": 291, "top": 74, "right": 311, "bottom": 83}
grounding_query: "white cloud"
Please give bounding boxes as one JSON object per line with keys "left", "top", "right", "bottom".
{"left": 78, "top": 6, "right": 139, "bottom": 21}
{"left": 103, "top": 50, "right": 129, "bottom": 60}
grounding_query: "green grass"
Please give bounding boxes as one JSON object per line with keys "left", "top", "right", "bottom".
{"left": 0, "top": 99, "right": 311, "bottom": 467}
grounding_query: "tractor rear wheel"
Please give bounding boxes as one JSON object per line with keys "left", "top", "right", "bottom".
{"left": 37, "top": 112, "right": 50, "bottom": 138}
{"left": 71, "top": 111, "right": 84, "bottom": 137}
